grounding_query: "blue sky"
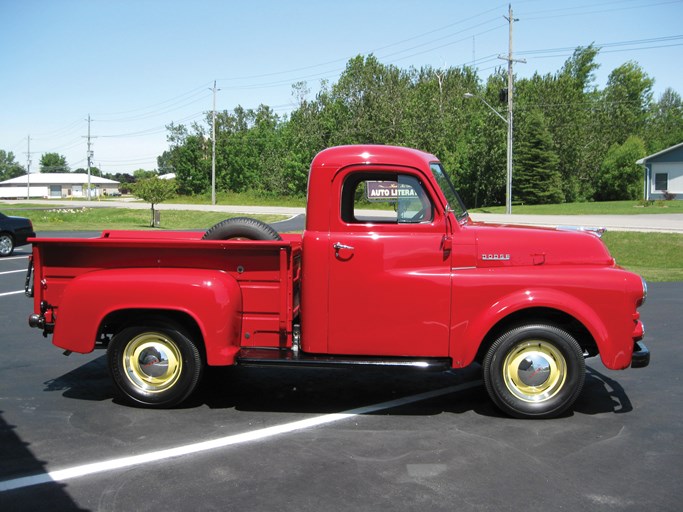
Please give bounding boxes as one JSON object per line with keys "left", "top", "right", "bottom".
{"left": 1, "top": 0, "right": 682, "bottom": 174}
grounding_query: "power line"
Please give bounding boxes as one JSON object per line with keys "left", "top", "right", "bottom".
{"left": 521, "top": 0, "right": 682, "bottom": 20}
{"left": 91, "top": 82, "right": 214, "bottom": 118}
{"left": 93, "top": 90, "right": 213, "bottom": 123}
{"left": 97, "top": 111, "right": 206, "bottom": 138}
{"left": 30, "top": 118, "right": 84, "bottom": 140}
{"left": 518, "top": 34, "right": 683, "bottom": 57}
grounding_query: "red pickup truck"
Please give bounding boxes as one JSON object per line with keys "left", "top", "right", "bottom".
{"left": 26, "top": 145, "right": 649, "bottom": 418}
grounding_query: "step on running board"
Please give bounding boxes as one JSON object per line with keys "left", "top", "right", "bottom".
{"left": 236, "top": 348, "right": 452, "bottom": 371}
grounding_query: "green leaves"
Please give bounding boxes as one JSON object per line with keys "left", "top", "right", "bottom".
{"left": 40, "top": 152, "right": 69, "bottom": 173}
{"left": 514, "top": 110, "right": 564, "bottom": 205}
{"left": 0, "top": 150, "right": 25, "bottom": 181}
{"left": 159, "top": 50, "right": 678, "bottom": 208}
{"left": 132, "top": 177, "right": 177, "bottom": 227}
{"left": 595, "top": 136, "right": 647, "bottom": 201}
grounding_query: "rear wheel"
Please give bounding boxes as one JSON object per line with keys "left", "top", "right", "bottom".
{"left": 483, "top": 324, "right": 585, "bottom": 419}
{"left": 202, "top": 217, "right": 282, "bottom": 241}
{"left": 107, "top": 322, "right": 203, "bottom": 408}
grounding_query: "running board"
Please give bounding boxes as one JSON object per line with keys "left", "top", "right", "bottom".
{"left": 236, "top": 348, "right": 452, "bottom": 371}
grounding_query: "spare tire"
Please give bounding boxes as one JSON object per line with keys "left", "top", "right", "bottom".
{"left": 202, "top": 217, "right": 282, "bottom": 241}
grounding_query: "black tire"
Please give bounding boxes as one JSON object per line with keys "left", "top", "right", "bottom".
{"left": 202, "top": 217, "right": 282, "bottom": 241}
{"left": 0, "top": 233, "right": 14, "bottom": 257}
{"left": 482, "top": 324, "right": 585, "bottom": 419}
{"left": 107, "top": 322, "right": 203, "bottom": 408}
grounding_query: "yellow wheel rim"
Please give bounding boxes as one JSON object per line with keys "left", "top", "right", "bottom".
{"left": 502, "top": 340, "right": 566, "bottom": 403}
{"left": 123, "top": 332, "right": 182, "bottom": 393}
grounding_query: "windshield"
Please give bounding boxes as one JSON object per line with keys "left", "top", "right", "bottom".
{"left": 430, "top": 162, "right": 468, "bottom": 221}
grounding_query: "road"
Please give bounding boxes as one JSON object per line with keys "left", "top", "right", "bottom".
{"left": 3, "top": 198, "right": 683, "bottom": 233}
{"left": 0, "top": 242, "right": 681, "bottom": 511}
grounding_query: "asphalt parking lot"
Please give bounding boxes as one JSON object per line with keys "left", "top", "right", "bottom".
{"left": 0, "top": 237, "right": 681, "bottom": 512}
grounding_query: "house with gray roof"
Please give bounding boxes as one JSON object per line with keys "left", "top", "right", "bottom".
{"left": 637, "top": 141, "right": 683, "bottom": 201}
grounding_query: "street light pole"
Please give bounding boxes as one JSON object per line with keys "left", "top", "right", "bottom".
{"left": 464, "top": 92, "right": 511, "bottom": 212}
{"left": 464, "top": 93, "right": 507, "bottom": 123}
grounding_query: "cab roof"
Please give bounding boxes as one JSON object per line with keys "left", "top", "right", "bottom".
{"left": 311, "top": 145, "right": 439, "bottom": 171}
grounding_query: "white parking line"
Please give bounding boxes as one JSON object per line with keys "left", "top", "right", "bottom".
{"left": 0, "top": 290, "right": 25, "bottom": 297}
{"left": 0, "top": 380, "right": 481, "bottom": 492}
{"left": 0, "top": 255, "right": 29, "bottom": 261}
{"left": 0, "top": 269, "right": 26, "bottom": 275}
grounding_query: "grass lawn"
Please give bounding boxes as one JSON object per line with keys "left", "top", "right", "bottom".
{"left": 1, "top": 206, "right": 285, "bottom": 232}
{"left": 471, "top": 200, "right": 683, "bottom": 215}
{"left": 603, "top": 232, "right": 683, "bottom": 282}
{"left": 165, "top": 192, "right": 307, "bottom": 208}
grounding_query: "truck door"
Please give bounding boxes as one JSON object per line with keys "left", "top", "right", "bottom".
{"left": 327, "top": 169, "right": 452, "bottom": 357}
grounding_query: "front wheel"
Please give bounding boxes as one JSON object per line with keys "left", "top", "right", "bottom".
{"left": 107, "top": 323, "right": 203, "bottom": 408}
{"left": 0, "top": 233, "right": 14, "bottom": 257}
{"left": 482, "top": 324, "right": 585, "bottom": 419}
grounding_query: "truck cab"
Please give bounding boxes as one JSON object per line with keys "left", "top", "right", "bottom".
{"left": 302, "top": 146, "right": 463, "bottom": 358}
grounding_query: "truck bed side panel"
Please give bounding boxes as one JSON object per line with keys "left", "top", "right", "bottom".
{"left": 32, "top": 236, "right": 302, "bottom": 364}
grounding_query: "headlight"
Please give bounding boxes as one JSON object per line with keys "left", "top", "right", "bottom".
{"left": 640, "top": 276, "right": 648, "bottom": 306}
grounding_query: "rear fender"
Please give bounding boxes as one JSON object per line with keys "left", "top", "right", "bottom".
{"left": 52, "top": 268, "right": 242, "bottom": 365}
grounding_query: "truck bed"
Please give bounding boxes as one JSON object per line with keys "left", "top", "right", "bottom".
{"left": 30, "top": 230, "right": 302, "bottom": 353}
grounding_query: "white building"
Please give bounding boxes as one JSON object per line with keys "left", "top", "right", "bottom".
{"left": 0, "top": 173, "right": 120, "bottom": 199}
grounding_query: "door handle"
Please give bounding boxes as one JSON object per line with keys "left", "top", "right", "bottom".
{"left": 333, "top": 242, "right": 354, "bottom": 259}
{"left": 441, "top": 234, "right": 452, "bottom": 253}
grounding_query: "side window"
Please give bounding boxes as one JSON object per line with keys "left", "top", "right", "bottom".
{"left": 340, "top": 173, "right": 434, "bottom": 224}
{"left": 654, "top": 173, "right": 668, "bottom": 191}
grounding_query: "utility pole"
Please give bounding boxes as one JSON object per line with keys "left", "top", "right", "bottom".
{"left": 86, "top": 115, "right": 92, "bottom": 200}
{"left": 499, "top": 4, "right": 525, "bottom": 215}
{"left": 210, "top": 81, "right": 220, "bottom": 206}
{"left": 25, "top": 136, "right": 32, "bottom": 200}
{"left": 83, "top": 115, "right": 96, "bottom": 201}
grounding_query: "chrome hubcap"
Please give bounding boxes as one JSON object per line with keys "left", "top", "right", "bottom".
{"left": 0, "top": 236, "right": 12, "bottom": 255}
{"left": 503, "top": 341, "right": 566, "bottom": 403}
{"left": 123, "top": 333, "right": 182, "bottom": 393}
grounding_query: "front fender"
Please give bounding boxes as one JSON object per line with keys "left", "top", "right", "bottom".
{"left": 451, "top": 287, "right": 614, "bottom": 368}
{"left": 52, "top": 268, "right": 242, "bottom": 365}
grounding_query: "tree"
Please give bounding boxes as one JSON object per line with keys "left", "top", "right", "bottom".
{"left": 40, "top": 153, "right": 69, "bottom": 173}
{"left": 0, "top": 150, "right": 25, "bottom": 181}
{"left": 594, "top": 136, "right": 647, "bottom": 201}
{"left": 133, "top": 169, "right": 157, "bottom": 181}
{"left": 132, "top": 177, "right": 177, "bottom": 227}
{"left": 104, "top": 171, "right": 135, "bottom": 194}
{"left": 74, "top": 166, "right": 102, "bottom": 177}
{"left": 644, "top": 88, "right": 683, "bottom": 153}
{"left": 458, "top": 70, "right": 508, "bottom": 207}
{"left": 551, "top": 45, "right": 601, "bottom": 202}
{"left": 164, "top": 126, "right": 209, "bottom": 195}
{"left": 514, "top": 110, "right": 564, "bottom": 205}
{"left": 600, "top": 62, "right": 654, "bottom": 145}
{"left": 215, "top": 104, "right": 282, "bottom": 194}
